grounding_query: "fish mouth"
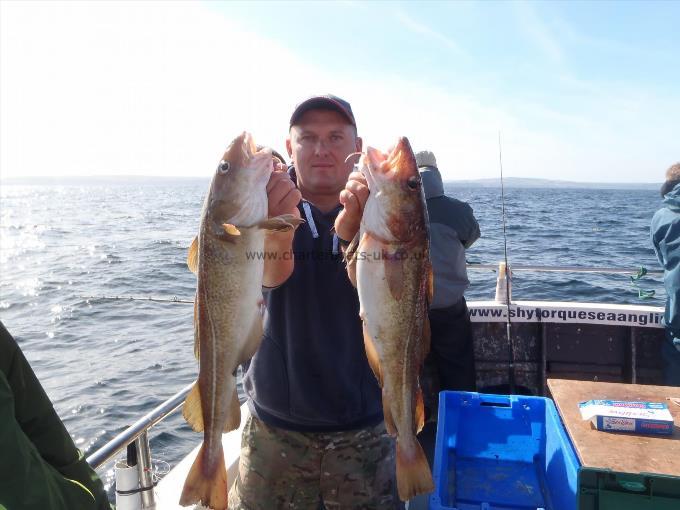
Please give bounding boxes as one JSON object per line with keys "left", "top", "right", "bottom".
{"left": 222, "top": 132, "right": 272, "bottom": 170}
{"left": 387, "top": 137, "right": 416, "bottom": 179}
{"left": 241, "top": 132, "right": 272, "bottom": 165}
{"left": 243, "top": 132, "right": 258, "bottom": 159}
{"left": 364, "top": 137, "right": 415, "bottom": 180}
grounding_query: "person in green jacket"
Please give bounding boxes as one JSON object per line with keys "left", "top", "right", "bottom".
{"left": 0, "top": 321, "right": 111, "bottom": 510}
{"left": 650, "top": 163, "right": 680, "bottom": 386}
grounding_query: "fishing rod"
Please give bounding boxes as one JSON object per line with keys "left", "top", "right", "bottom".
{"left": 498, "top": 132, "right": 516, "bottom": 395}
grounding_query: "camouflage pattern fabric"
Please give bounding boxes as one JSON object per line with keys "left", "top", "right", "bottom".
{"left": 228, "top": 415, "right": 404, "bottom": 510}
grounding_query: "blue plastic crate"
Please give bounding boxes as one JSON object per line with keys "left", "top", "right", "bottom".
{"left": 430, "top": 392, "right": 580, "bottom": 510}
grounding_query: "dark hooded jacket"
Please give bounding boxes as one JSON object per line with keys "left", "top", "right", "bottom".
{"left": 243, "top": 169, "right": 383, "bottom": 431}
{"left": 651, "top": 182, "right": 680, "bottom": 348}
{"left": 419, "top": 166, "right": 480, "bottom": 309}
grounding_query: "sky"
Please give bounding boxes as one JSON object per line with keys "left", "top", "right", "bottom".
{"left": 1, "top": 0, "right": 678, "bottom": 183}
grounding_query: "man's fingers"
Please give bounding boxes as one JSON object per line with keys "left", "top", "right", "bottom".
{"left": 347, "top": 171, "right": 367, "bottom": 186}
{"left": 335, "top": 208, "right": 360, "bottom": 242}
{"left": 267, "top": 171, "right": 294, "bottom": 194}
{"left": 268, "top": 178, "right": 296, "bottom": 206}
{"left": 345, "top": 179, "right": 369, "bottom": 207}
{"left": 339, "top": 189, "right": 361, "bottom": 216}
{"left": 279, "top": 188, "right": 302, "bottom": 214}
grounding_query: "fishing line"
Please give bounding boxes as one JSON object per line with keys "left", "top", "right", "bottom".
{"left": 80, "top": 295, "right": 194, "bottom": 304}
{"left": 498, "top": 132, "right": 516, "bottom": 394}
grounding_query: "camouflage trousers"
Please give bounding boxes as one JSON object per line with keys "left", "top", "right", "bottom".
{"left": 228, "top": 415, "right": 404, "bottom": 510}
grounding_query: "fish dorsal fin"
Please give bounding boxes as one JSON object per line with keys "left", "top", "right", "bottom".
{"left": 383, "top": 388, "right": 397, "bottom": 436}
{"left": 362, "top": 323, "right": 383, "bottom": 387}
{"left": 238, "top": 309, "right": 264, "bottom": 365}
{"left": 224, "top": 387, "right": 241, "bottom": 432}
{"left": 182, "top": 382, "right": 204, "bottom": 432}
{"left": 420, "top": 314, "right": 431, "bottom": 366}
{"left": 187, "top": 236, "right": 199, "bottom": 274}
{"left": 415, "top": 385, "right": 425, "bottom": 434}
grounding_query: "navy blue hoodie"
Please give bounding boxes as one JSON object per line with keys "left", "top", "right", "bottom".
{"left": 244, "top": 198, "right": 383, "bottom": 431}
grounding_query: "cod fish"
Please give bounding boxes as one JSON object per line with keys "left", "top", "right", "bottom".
{"left": 346, "top": 137, "right": 434, "bottom": 501}
{"left": 180, "top": 132, "right": 302, "bottom": 510}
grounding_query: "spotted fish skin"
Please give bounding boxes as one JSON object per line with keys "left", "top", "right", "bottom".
{"left": 347, "top": 136, "right": 434, "bottom": 501}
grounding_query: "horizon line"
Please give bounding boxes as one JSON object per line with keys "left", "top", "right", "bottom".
{"left": 0, "top": 174, "right": 662, "bottom": 186}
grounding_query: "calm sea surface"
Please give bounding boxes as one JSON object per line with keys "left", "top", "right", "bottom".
{"left": 0, "top": 182, "right": 665, "bottom": 496}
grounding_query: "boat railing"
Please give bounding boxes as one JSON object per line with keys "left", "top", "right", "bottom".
{"left": 466, "top": 263, "right": 663, "bottom": 275}
{"left": 87, "top": 382, "right": 193, "bottom": 469}
{"left": 87, "top": 382, "right": 193, "bottom": 508}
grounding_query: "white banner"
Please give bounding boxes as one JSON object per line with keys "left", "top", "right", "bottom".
{"left": 467, "top": 300, "right": 664, "bottom": 329}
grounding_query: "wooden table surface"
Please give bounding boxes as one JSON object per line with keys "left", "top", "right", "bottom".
{"left": 547, "top": 379, "right": 680, "bottom": 476}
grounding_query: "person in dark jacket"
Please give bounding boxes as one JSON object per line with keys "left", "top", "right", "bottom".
{"left": 230, "top": 95, "right": 401, "bottom": 509}
{"left": 650, "top": 162, "right": 680, "bottom": 386}
{"left": 0, "top": 321, "right": 111, "bottom": 510}
{"left": 415, "top": 151, "right": 480, "bottom": 394}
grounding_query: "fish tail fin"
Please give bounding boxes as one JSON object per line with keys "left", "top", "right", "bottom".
{"left": 179, "top": 443, "right": 228, "bottom": 510}
{"left": 395, "top": 438, "right": 434, "bottom": 501}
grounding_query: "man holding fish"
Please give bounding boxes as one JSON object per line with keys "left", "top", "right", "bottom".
{"left": 180, "top": 94, "right": 433, "bottom": 509}
{"left": 230, "top": 95, "right": 409, "bottom": 509}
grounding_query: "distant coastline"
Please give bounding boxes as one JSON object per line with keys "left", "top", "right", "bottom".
{"left": 0, "top": 174, "right": 661, "bottom": 191}
{"left": 449, "top": 177, "right": 660, "bottom": 190}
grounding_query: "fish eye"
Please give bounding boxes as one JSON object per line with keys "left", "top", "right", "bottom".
{"left": 218, "top": 161, "right": 230, "bottom": 174}
{"left": 407, "top": 176, "right": 420, "bottom": 190}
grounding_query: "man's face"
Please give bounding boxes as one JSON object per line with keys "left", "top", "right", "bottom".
{"left": 286, "top": 109, "right": 362, "bottom": 198}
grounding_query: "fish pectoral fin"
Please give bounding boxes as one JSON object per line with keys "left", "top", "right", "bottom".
{"left": 257, "top": 214, "right": 305, "bottom": 232}
{"left": 395, "top": 438, "right": 434, "bottom": 501}
{"left": 182, "top": 382, "right": 204, "bottom": 432}
{"left": 362, "top": 324, "right": 383, "bottom": 387}
{"left": 223, "top": 388, "right": 241, "bottom": 432}
{"left": 239, "top": 313, "right": 264, "bottom": 365}
{"left": 222, "top": 223, "right": 242, "bottom": 236}
{"left": 187, "top": 236, "right": 199, "bottom": 274}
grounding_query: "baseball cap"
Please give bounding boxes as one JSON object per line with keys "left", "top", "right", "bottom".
{"left": 289, "top": 94, "right": 356, "bottom": 128}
